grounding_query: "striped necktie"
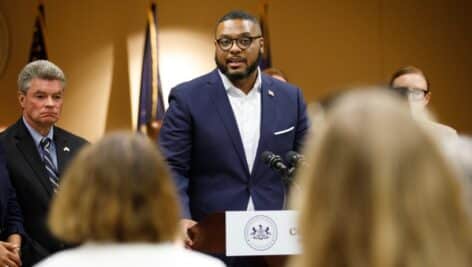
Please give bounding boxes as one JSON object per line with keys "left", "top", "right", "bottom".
{"left": 40, "top": 137, "right": 59, "bottom": 190}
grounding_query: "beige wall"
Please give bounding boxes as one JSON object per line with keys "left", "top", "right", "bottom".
{"left": 1, "top": 0, "right": 471, "bottom": 141}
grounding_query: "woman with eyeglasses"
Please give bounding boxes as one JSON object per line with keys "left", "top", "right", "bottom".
{"left": 390, "top": 65, "right": 457, "bottom": 144}
{"left": 390, "top": 66, "right": 431, "bottom": 109}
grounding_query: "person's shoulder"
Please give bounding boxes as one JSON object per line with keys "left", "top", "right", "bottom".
{"left": 262, "top": 74, "right": 305, "bottom": 108}
{"left": 174, "top": 70, "right": 215, "bottom": 89}
{"left": 171, "top": 70, "right": 218, "bottom": 94}
{"left": 425, "top": 121, "right": 458, "bottom": 141}
{"left": 262, "top": 73, "right": 300, "bottom": 95}
{"left": 34, "top": 249, "right": 83, "bottom": 267}
{"left": 0, "top": 119, "right": 22, "bottom": 140}
{"left": 434, "top": 122, "right": 457, "bottom": 136}
{"left": 53, "top": 126, "right": 89, "bottom": 145}
{"left": 156, "top": 245, "right": 225, "bottom": 267}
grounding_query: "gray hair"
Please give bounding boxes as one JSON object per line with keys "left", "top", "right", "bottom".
{"left": 17, "top": 60, "right": 66, "bottom": 93}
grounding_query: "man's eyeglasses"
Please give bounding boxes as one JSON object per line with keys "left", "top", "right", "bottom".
{"left": 392, "top": 86, "right": 429, "bottom": 101}
{"left": 216, "top": 35, "right": 262, "bottom": 51}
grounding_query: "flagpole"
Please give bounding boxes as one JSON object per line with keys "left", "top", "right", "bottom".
{"left": 38, "top": 1, "right": 48, "bottom": 55}
{"left": 137, "top": 1, "right": 164, "bottom": 139}
{"left": 29, "top": 0, "right": 48, "bottom": 61}
{"left": 258, "top": 0, "right": 272, "bottom": 70}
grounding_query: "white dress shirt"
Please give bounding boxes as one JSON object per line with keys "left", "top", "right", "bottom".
{"left": 218, "top": 69, "right": 262, "bottom": 210}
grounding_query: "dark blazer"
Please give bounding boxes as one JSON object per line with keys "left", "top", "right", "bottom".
{"left": 0, "top": 119, "right": 88, "bottom": 266}
{"left": 159, "top": 69, "right": 309, "bottom": 221}
{"left": 0, "top": 144, "right": 25, "bottom": 241}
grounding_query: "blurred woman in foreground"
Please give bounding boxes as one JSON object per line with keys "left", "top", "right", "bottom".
{"left": 36, "top": 132, "right": 224, "bottom": 267}
{"left": 290, "top": 89, "right": 472, "bottom": 267}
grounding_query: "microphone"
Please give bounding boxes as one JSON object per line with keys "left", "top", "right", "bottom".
{"left": 261, "top": 151, "right": 289, "bottom": 178}
{"left": 285, "top": 151, "right": 305, "bottom": 168}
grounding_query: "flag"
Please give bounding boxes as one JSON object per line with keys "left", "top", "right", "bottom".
{"left": 29, "top": 3, "right": 48, "bottom": 61}
{"left": 137, "top": 3, "right": 165, "bottom": 137}
{"left": 258, "top": 0, "right": 272, "bottom": 70}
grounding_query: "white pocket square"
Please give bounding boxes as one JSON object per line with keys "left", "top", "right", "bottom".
{"left": 274, "top": 126, "right": 295, "bottom": 135}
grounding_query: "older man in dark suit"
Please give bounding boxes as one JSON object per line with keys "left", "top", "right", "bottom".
{"left": 0, "top": 60, "right": 87, "bottom": 266}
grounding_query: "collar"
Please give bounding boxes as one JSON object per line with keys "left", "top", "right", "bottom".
{"left": 22, "top": 117, "right": 54, "bottom": 146}
{"left": 218, "top": 68, "right": 262, "bottom": 94}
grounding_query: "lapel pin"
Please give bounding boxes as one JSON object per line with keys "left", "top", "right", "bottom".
{"left": 64, "top": 147, "right": 70, "bottom": 152}
{"left": 268, "top": 89, "right": 275, "bottom": 97}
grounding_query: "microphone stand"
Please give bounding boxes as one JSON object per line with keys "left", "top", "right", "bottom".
{"left": 281, "top": 167, "right": 302, "bottom": 209}
{"left": 280, "top": 168, "right": 294, "bottom": 209}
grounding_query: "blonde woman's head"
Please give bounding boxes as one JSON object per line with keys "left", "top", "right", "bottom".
{"left": 49, "top": 132, "right": 180, "bottom": 244}
{"left": 292, "top": 89, "right": 471, "bottom": 267}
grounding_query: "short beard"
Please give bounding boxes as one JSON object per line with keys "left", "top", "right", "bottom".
{"left": 215, "top": 52, "right": 261, "bottom": 82}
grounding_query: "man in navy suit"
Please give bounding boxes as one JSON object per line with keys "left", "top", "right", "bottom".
{"left": 159, "top": 10, "right": 309, "bottom": 265}
{"left": 0, "top": 144, "right": 24, "bottom": 267}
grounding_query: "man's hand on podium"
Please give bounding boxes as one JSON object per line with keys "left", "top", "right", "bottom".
{"left": 180, "top": 219, "right": 197, "bottom": 248}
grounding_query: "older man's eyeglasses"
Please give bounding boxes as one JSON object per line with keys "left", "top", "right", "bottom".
{"left": 392, "top": 86, "right": 429, "bottom": 101}
{"left": 216, "top": 36, "right": 262, "bottom": 51}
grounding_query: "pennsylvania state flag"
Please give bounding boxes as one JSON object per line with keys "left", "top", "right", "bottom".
{"left": 137, "top": 3, "right": 165, "bottom": 137}
{"left": 29, "top": 3, "right": 48, "bottom": 61}
{"left": 258, "top": 0, "right": 272, "bottom": 70}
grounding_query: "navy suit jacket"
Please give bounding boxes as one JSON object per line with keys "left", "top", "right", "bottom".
{"left": 159, "top": 69, "right": 309, "bottom": 221}
{"left": 0, "top": 144, "right": 25, "bottom": 241}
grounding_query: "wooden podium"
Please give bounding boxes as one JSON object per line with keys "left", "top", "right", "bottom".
{"left": 188, "top": 212, "right": 288, "bottom": 267}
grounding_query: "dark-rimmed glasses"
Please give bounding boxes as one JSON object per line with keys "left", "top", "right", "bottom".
{"left": 392, "top": 86, "right": 429, "bottom": 101}
{"left": 216, "top": 35, "right": 262, "bottom": 51}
